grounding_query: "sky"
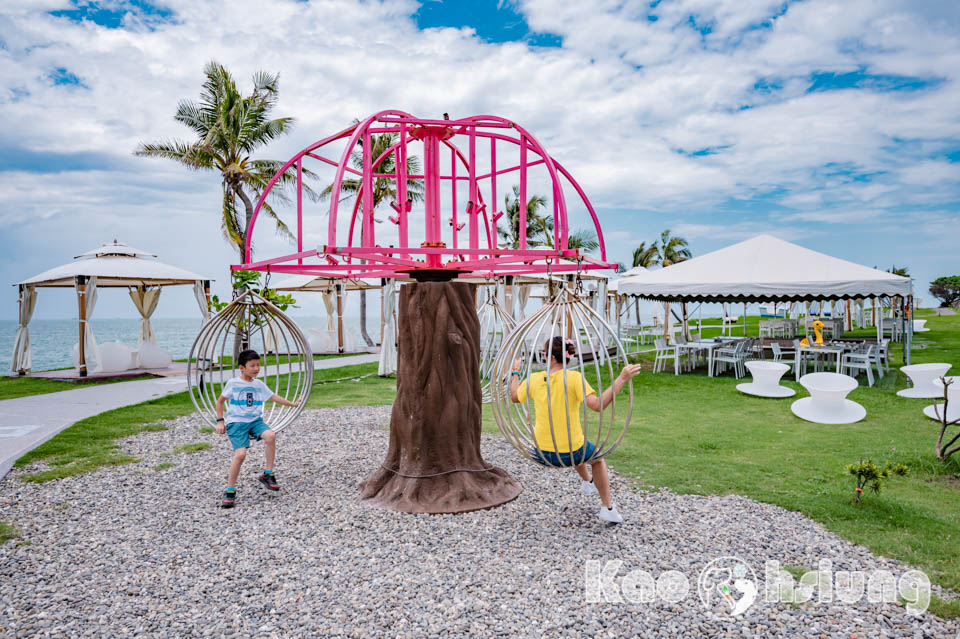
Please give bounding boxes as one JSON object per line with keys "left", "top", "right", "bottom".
{"left": 1, "top": 0, "right": 959, "bottom": 322}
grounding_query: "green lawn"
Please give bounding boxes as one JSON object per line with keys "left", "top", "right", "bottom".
{"left": 0, "top": 375, "right": 153, "bottom": 401}
{"left": 12, "top": 310, "right": 960, "bottom": 612}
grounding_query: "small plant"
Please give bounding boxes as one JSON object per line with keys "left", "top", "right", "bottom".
{"left": 198, "top": 426, "right": 215, "bottom": 434}
{"left": 153, "top": 462, "right": 176, "bottom": 471}
{"left": 0, "top": 521, "right": 18, "bottom": 544}
{"left": 210, "top": 270, "right": 297, "bottom": 312}
{"left": 173, "top": 442, "right": 212, "bottom": 455}
{"left": 847, "top": 458, "right": 908, "bottom": 503}
{"left": 932, "top": 377, "right": 960, "bottom": 462}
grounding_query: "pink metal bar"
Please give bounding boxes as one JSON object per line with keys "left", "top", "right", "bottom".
{"left": 468, "top": 126, "right": 478, "bottom": 250}
{"left": 296, "top": 158, "right": 303, "bottom": 265}
{"left": 398, "top": 123, "right": 409, "bottom": 257}
{"left": 476, "top": 158, "right": 545, "bottom": 181}
{"left": 236, "top": 249, "right": 320, "bottom": 270}
{"left": 306, "top": 153, "right": 363, "bottom": 176}
{"left": 519, "top": 136, "right": 527, "bottom": 251}
{"left": 451, "top": 145, "right": 458, "bottom": 249}
{"left": 361, "top": 130, "right": 373, "bottom": 246}
{"left": 378, "top": 116, "right": 514, "bottom": 128}
{"left": 490, "top": 137, "right": 497, "bottom": 238}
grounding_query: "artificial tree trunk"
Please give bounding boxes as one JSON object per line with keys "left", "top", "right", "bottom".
{"left": 359, "top": 281, "right": 521, "bottom": 513}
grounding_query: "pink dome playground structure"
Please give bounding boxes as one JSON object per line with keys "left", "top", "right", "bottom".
{"left": 239, "top": 111, "right": 615, "bottom": 513}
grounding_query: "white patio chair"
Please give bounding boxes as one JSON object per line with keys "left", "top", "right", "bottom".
{"left": 713, "top": 340, "right": 747, "bottom": 378}
{"left": 877, "top": 338, "right": 891, "bottom": 373}
{"left": 841, "top": 344, "right": 877, "bottom": 387}
{"left": 653, "top": 338, "right": 677, "bottom": 374}
{"left": 771, "top": 342, "right": 795, "bottom": 372}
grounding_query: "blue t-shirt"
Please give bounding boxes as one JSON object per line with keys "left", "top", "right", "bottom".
{"left": 220, "top": 377, "right": 273, "bottom": 423}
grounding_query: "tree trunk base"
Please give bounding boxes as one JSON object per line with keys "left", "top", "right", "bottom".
{"left": 358, "top": 281, "right": 521, "bottom": 514}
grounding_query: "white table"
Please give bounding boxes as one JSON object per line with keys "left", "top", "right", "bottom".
{"left": 923, "top": 376, "right": 960, "bottom": 421}
{"left": 898, "top": 363, "right": 952, "bottom": 398}
{"left": 738, "top": 361, "right": 795, "bottom": 398}
{"left": 791, "top": 372, "right": 866, "bottom": 424}
{"left": 675, "top": 340, "right": 723, "bottom": 377}
{"left": 795, "top": 345, "right": 844, "bottom": 381}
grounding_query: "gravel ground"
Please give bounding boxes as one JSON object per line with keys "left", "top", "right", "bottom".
{"left": 1, "top": 406, "right": 957, "bottom": 638}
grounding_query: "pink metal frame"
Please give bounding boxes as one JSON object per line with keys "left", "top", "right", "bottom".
{"left": 239, "top": 111, "right": 613, "bottom": 280}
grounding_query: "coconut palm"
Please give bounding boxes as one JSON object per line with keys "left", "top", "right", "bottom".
{"left": 497, "top": 185, "right": 549, "bottom": 249}
{"left": 320, "top": 131, "right": 424, "bottom": 347}
{"left": 628, "top": 241, "right": 660, "bottom": 322}
{"left": 657, "top": 229, "right": 692, "bottom": 266}
{"left": 134, "top": 61, "right": 313, "bottom": 262}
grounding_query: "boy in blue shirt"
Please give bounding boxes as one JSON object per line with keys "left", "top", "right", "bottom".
{"left": 215, "top": 349, "right": 302, "bottom": 508}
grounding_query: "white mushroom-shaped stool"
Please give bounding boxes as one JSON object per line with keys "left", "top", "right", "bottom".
{"left": 791, "top": 372, "right": 865, "bottom": 424}
{"left": 897, "top": 363, "right": 952, "bottom": 398}
{"left": 923, "top": 376, "right": 960, "bottom": 422}
{"left": 737, "top": 360, "right": 795, "bottom": 398}
{"left": 491, "top": 286, "right": 632, "bottom": 466}
{"left": 913, "top": 319, "right": 929, "bottom": 333}
{"left": 187, "top": 290, "right": 313, "bottom": 433}
{"left": 477, "top": 283, "right": 516, "bottom": 403}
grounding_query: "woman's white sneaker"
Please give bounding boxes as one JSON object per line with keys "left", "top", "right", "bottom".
{"left": 599, "top": 505, "right": 623, "bottom": 524}
{"left": 581, "top": 479, "right": 598, "bottom": 495}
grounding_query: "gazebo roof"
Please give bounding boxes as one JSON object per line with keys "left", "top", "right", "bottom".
{"left": 18, "top": 241, "right": 209, "bottom": 288}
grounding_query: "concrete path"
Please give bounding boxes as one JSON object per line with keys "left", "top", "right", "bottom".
{"left": 0, "top": 353, "right": 379, "bottom": 480}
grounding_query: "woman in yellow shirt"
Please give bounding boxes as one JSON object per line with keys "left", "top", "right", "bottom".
{"left": 509, "top": 336, "right": 641, "bottom": 523}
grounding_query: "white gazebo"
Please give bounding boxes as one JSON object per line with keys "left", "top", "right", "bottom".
{"left": 11, "top": 240, "right": 211, "bottom": 377}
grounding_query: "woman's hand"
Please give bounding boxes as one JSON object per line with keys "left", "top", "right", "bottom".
{"left": 617, "top": 363, "right": 643, "bottom": 383}
{"left": 512, "top": 358, "right": 523, "bottom": 373}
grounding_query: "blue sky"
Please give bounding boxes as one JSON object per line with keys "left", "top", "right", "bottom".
{"left": 0, "top": 0, "right": 958, "bottom": 324}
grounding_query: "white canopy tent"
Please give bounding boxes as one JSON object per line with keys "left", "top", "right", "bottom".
{"left": 617, "top": 234, "right": 914, "bottom": 361}
{"left": 12, "top": 241, "right": 211, "bottom": 376}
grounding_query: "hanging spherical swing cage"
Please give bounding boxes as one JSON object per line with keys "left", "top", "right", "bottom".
{"left": 478, "top": 282, "right": 517, "bottom": 403}
{"left": 187, "top": 290, "right": 313, "bottom": 432}
{"left": 490, "top": 283, "right": 633, "bottom": 467}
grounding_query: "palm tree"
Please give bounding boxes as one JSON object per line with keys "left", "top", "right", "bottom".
{"left": 321, "top": 131, "right": 424, "bottom": 347}
{"left": 135, "top": 61, "right": 312, "bottom": 263}
{"left": 497, "top": 185, "right": 549, "bottom": 249}
{"left": 630, "top": 241, "right": 660, "bottom": 323}
{"left": 654, "top": 229, "right": 692, "bottom": 337}
{"left": 657, "top": 229, "right": 692, "bottom": 266}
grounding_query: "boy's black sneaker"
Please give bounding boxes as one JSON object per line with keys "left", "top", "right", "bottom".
{"left": 258, "top": 472, "right": 279, "bottom": 491}
{"left": 221, "top": 490, "right": 236, "bottom": 508}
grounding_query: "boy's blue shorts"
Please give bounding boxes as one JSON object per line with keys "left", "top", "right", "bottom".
{"left": 226, "top": 418, "right": 271, "bottom": 450}
{"left": 532, "top": 440, "right": 597, "bottom": 467}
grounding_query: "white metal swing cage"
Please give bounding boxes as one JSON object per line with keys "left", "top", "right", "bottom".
{"left": 491, "top": 276, "right": 633, "bottom": 467}
{"left": 477, "top": 280, "right": 516, "bottom": 403}
{"left": 187, "top": 290, "right": 313, "bottom": 432}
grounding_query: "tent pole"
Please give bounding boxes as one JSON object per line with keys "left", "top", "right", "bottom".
{"left": 336, "top": 283, "right": 344, "bottom": 354}
{"left": 743, "top": 302, "right": 747, "bottom": 336}
{"left": 380, "top": 279, "right": 386, "bottom": 347}
{"left": 203, "top": 280, "right": 212, "bottom": 315}
{"left": 16, "top": 284, "right": 25, "bottom": 375}
{"left": 76, "top": 275, "right": 87, "bottom": 378}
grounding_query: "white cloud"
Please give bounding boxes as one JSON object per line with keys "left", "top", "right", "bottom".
{"left": 0, "top": 0, "right": 959, "bottom": 321}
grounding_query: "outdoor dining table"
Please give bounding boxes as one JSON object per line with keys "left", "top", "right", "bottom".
{"left": 795, "top": 344, "right": 845, "bottom": 381}
{"left": 675, "top": 340, "right": 724, "bottom": 377}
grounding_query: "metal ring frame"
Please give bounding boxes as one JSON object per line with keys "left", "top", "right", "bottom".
{"left": 491, "top": 286, "right": 633, "bottom": 467}
{"left": 187, "top": 290, "right": 313, "bottom": 433}
{"left": 478, "top": 282, "right": 517, "bottom": 403}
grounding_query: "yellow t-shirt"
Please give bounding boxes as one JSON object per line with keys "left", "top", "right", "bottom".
{"left": 517, "top": 370, "right": 596, "bottom": 453}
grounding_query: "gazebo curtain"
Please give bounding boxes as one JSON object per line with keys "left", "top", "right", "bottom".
{"left": 193, "top": 280, "right": 210, "bottom": 321}
{"left": 10, "top": 286, "right": 37, "bottom": 373}
{"left": 514, "top": 284, "right": 531, "bottom": 321}
{"left": 322, "top": 290, "right": 336, "bottom": 330}
{"left": 129, "top": 286, "right": 161, "bottom": 348}
{"left": 378, "top": 279, "right": 397, "bottom": 376}
{"left": 76, "top": 276, "right": 100, "bottom": 372}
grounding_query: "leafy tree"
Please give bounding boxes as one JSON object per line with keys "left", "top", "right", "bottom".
{"left": 929, "top": 276, "right": 960, "bottom": 307}
{"left": 321, "top": 131, "right": 423, "bottom": 347}
{"left": 656, "top": 229, "right": 692, "bottom": 267}
{"left": 135, "top": 61, "right": 314, "bottom": 262}
{"left": 628, "top": 241, "right": 660, "bottom": 322}
{"left": 497, "top": 185, "right": 549, "bottom": 249}
{"left": 847, "top": 458, "right": 908, "bottom": 504}
{"left": 888, "top": 265, "right": 910, "bottom": 277}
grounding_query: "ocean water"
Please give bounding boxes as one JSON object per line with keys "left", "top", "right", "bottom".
{"left": 0, "top": 316, "right": 363, "bottom": 373}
